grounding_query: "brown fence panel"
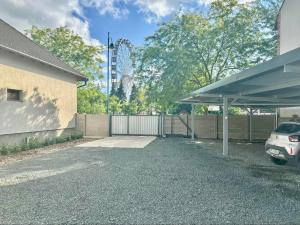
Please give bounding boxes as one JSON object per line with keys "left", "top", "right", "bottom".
{"left": 172, "top": 115, "right": 188, "bottom": 136}
{"left": 76, "top": 114, "right": 109, "bottom": 137}
{"left": 217, "top": 115, "right": 249, "bottom": 140}
{"left": 163, "top": 115, "right": 172, "bottom": 135}
{"left": 252, "top": 115, "right": 275, "bottom": 140}
{"left": 192, "top": 115, "right": 218, "bottom": 139}
{"left": 75, "top": 114, "right": 86, "bottom": 136}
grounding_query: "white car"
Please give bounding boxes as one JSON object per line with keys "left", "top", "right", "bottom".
{"left": 265, "top": 122, "right": 300, "bottom": 166}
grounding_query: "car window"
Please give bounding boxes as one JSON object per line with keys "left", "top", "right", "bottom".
{"left": 275, "top": 124, "right": 300, "bottom": 134}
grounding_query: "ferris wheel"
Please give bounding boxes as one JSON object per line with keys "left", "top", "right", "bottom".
{"left": 111, "top": 38, "right": 135, "bottom": 99}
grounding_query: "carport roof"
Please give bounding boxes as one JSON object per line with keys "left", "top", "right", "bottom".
{"left": 180, "top": 47, "right": 300, "bottom": 108}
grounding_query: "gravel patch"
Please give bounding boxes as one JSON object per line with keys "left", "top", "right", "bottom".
{"left": 0, "top": 137, "right": 300, "bottom": 224}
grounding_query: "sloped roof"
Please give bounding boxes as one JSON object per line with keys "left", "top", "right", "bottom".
{"left": 0, "top": 19, "right": 87, "bottom": 81}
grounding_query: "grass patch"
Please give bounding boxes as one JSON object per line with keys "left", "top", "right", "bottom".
{"left": 0, "top": 132, "right": 83, "bottom": 156}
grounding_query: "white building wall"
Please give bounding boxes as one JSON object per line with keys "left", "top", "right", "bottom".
{"left": 278, "top": 0, "right": 300, "bottom": 117}
{"left": 279, "top": 0, "right": 300, "bottom": 54}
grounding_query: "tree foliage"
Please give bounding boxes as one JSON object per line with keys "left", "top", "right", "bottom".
{"left": 137, "top": 0, "right": 281, "bottom": 113}
{"left": 26, "top": 26, "right": 104, "bottom": 81}
{"left": 77, "top": 84, "right": 106, "bottom": 114}
{"left": 109, "top": 95, "right": 122, "bottom": 114}
{"left": 110, "top": 86, "right": 117, "bottom": 97}
{"left": 129, "top": 84, "right": 138, "bottom": 102}
{"left": 116, "top": 80, "right": 127, "bottom": 102}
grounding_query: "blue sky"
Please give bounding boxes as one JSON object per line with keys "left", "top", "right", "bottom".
{"left": 0, "top": 0, "right": 252, "bottom": 47}
{"left": 85, "top": 4, "right": 159, "bottom": 46}
{"left": 0, "top": 0, "right": 252, "bottom": 90}
{"left": 1, "top": 0, "right": 236, "bottom": 47}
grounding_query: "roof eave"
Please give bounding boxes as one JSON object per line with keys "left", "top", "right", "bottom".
{"left": 0, "top": 44, "right": 87, "bottom": 82}
{"left": 193, "top": 46, "right": 300, "bottom": 95}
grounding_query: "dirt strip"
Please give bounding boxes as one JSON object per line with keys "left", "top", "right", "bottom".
{"left": 0, "top": 138, "right": 97, "bottom": 166}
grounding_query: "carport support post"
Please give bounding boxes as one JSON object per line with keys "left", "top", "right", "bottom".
{"left": 249, "top": 107, "right": 253, "bottom": 142}
{"left": 223, "top": 97, "right": 229, "bottom": 156}
{"left": 275, "top": 108, "right": 278, "bottom": 129}
{"left": 191, "top": 104, "right": 195, "bottom": 140}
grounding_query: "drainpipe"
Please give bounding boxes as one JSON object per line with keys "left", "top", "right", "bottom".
{"left": 77, "top": 78, "right": 88, "bottom": 88}
{"left": 191, "top": 104, "right": 195, "bottom": 141}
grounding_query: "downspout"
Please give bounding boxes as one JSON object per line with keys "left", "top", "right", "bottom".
{"left": 76, "top": 78, "right": 88, "bottom": 136}
{"left": 77, "top": 78, "right": 88, "bottom": 88}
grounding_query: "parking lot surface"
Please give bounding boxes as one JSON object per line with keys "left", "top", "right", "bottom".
{"left": 0, "top": 137, "right": 300, "bottom": 224}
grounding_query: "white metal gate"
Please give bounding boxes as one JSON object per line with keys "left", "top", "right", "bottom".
{"left": 111, "top": 115, "right": 161, "bottom": 136}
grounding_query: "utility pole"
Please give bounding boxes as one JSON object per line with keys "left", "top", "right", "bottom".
{"left": 107, "top": 32, "right": 110, "bottom": 114}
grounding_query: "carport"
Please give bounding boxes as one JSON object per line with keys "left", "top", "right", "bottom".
{"left": 181, "top": 47, "right": 300, "bottom": 156}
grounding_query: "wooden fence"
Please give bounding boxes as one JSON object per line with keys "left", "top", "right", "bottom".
{"left": 75, "top": 113, "right": 293, "bottom": 141}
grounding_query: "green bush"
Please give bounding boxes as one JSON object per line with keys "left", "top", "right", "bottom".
{"left": 55, "top": 136, "right": 65, "bottom": 143}
{"left": 27, "top": 137, "right": 40, "bottom": 149}
{"left": 0, "top": 133, "right": 83, "bottom": 156}
{"left": 43, "top": 138, "right": 51, "bottom": 146}
{"left": 0, "top": 145, "right": 9, "bottom": 155}
{"left": 21, "top": 143, "right": 29, "bottom": 151}
{"left": 10, "top": 145, "right": 21, "bottom": 154}
{"left": 71, "top": 132, "right": 83, "bottom": 140}
{"left": 65, "top": 136, "right": 71, "bottom": 141}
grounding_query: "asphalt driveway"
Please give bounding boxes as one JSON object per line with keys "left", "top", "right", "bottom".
{"left": 0, "top": 137, "right": 300, "bottom": 224}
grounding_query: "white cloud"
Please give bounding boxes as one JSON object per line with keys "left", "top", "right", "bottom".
{"left": 82, "top": 0, "right": 254, "bottom": 24}
{"left": 0, "top": 0, "right": 255, "bottom": 44}
{"left": 81, "top": 0, "right": 130, "bottom": 19}
{"left": 134, "top": 0, "right": 254, "bottom": 23}
{"left": 134, "top": 0, "right": 190, "bottom": 23}
{"left": 198, "top": 0, "right": 253, "bottom": 4}
{"left": 0, "top": 0, "right": 100, "bottom": 45}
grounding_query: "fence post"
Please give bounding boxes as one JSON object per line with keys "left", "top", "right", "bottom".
{"left": 216, "top": 115, "right": 219, "bottom": 139}
{"left": 127, "top": 115, "right": 130, "bottom": 135}
{"left": 249, "top": 108, "right": 253, "bottom": 142}
{"left": 157, "top": 115, "right": 160, "bottom": 136}
{"left": 109, "top": 115, "right": 112, "bottom": 137}
{"left": 191, "top": 104, "right": 195, "bottom": 140}
{"left": 171, "top": 115, "right": 173, "bottom": 136}
{"left": 84, "top": 114, "right": 87, "bottom": 136}
{"left": 186, "top": 114, "right": 189, "bottom": 137}
{"left": 162, "top": 114, "right": 164, "bottom": 137}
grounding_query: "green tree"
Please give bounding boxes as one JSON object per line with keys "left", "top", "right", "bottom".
{"left": 26, "top": 26, "right": 105, "bottom": 113}
{"left": 122, "top": 101, "right": 139, "bottom": 115}
{"left": 109, "top": 95, "right": 122, "bottom": 114}
{"left": 77, "top": 84, "right": 106, "bottom": 114}
{"left": 116, "top": 80, "right": 127, "bottom": 102}
{"left": 110, "top": 86, "right": 117, "bottom": 97}
{"left": 129, "top": 84, "right": 138, "bottom": 102}
{"left": 137, "top": 0, "right": 281, "bottom": 113}
{"left": 26, "top": 26, "right": 103, "bottom": 81}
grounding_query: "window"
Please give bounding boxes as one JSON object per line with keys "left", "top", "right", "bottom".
{"left": 7, "top": 89, "right": 22, "bottom": 101}
{"left": 275, "top": 123, "right": 300, "bottom": 134}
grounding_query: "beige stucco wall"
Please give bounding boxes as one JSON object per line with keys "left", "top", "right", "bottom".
{"left": 0, "top": 48, "right": 78, "bottom": 143}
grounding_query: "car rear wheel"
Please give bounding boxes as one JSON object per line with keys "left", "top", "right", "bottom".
{"left": 270, "top": 156, "right": 287, "bottom": 165}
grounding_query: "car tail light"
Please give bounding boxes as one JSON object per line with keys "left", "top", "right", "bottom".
{"left": 289, "top": 135, "right": 300, "bottom": 142}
